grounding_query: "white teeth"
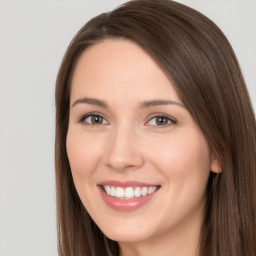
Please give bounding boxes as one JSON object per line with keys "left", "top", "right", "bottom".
{"left": 148, "top": 186, "right": 157, "bottom": 194}
{"left": 103, "top": 185, "right": 158, "bottom": 199}
{"left": 115, "top": 187, "right": 125, "bottom": 198}
{"left": 125, "top": 187, "right": 134, "bottom": 198}
{"left": 105, "top": 185, "right": 111, "bottom": 195}
{"left": 134, "top": 187, "right": 142, "bottom": 197}
{"left": 141, "top": 187, "right": 148, "bottom": 196}
{"left": 110, "top": 187, "right": 116, "bottom": 197}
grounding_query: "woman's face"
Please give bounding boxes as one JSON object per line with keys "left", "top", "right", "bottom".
{"left": 66, "top": 39, "right": 219, "bottom": 244}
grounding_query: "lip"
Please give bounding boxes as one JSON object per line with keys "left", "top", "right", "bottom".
{"left": 97, "top": 180, "right": 160, "bottom": 212}
{"left": 99, "top": 180, "right": 159, "bottom": 188}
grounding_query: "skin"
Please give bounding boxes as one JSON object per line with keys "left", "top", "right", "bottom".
{"left": 66, "top": 39, "right": 221, "bottom": 256}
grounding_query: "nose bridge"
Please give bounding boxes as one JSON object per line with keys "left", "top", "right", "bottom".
{"left": 105, "top": 121, "right": 143, "bottom": 171}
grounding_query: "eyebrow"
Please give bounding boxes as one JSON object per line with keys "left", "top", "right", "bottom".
{"left": 140, "top": 99, "right": 186, "bottom": 109}
{"left": 71, "top": 97, "right": 186, "bottom": 109}
{"left": 72, "top": 98, "right": 108, "bottom": 108}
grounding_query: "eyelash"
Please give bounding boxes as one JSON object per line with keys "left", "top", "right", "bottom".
{"left": 78, "top": 112, "right": 109, "bottom": 125}
{"left": 78, "top": 112, "right": 177, "bottom": 127}
{"left": 145, "top": 113, "right": 177, "bottom": 127}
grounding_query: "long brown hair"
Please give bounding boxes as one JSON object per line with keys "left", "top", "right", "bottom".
{"left": 55, "top": 0, "right": 256, "bottom": 255}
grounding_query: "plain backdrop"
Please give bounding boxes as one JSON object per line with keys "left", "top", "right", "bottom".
{"left": 0, "top": 1, "right": 255, "bottom": 255}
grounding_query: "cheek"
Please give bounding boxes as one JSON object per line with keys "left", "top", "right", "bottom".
{"left": 66, "top": 129, "right": 103, "bottom": 181}
{"left": 152, "top": 130, "right": 210, "bottom": 175}
{"left": 144, "top": 131, "right": 211, "bottom": 227}
{"left": 146, "top": 129, "right": 211, "bottom": 197}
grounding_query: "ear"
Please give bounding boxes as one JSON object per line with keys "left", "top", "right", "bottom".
{"left": 210, "top": 155, "right": 222, "bottom": 174}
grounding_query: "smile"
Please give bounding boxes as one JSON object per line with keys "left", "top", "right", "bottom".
{"left": 102, "top": 185, "right": 158, "bottom": 199}
{"left": 98, "top": 181, "right": 160, "bottom": 211}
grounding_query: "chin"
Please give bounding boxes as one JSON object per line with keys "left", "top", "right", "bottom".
{"left": 105, "top": 232, "right": 149, "bottom": 243}
{"left": 99, "top": 222, "right": 154, "bottom": 243}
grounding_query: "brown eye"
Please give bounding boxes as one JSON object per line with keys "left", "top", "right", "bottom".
{"left": 147, "top": 115, "right": 176, "bottom": 126}
{"left": 84, "top": 114, "right": 108, "bottom": 125}
{"left": 155, "top": 116, "right": 169, "bottom": 125}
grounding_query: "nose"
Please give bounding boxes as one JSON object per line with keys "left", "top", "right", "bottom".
{"left": 104, "top": 125, "right": 144, "bottom": 172}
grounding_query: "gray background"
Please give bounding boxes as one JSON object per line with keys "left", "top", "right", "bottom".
{"left": 0, "top": 1, "right": 255, "bottom": 255}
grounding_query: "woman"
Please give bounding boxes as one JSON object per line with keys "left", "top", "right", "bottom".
{"left": 55, "top": 0, "right": 256, "bottom": 255}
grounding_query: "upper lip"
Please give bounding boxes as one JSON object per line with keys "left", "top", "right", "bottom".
{"left": 98, "top": 180, "right": 160, "bottom": 188}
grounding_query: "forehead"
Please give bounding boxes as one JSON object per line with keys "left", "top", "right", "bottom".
{"left": 70, "top": 39, "right": 180, "bottom": 103}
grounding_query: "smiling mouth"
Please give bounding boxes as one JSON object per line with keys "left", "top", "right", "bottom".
{"left": 100, "top": 185, "right": 161, "bottom": 200}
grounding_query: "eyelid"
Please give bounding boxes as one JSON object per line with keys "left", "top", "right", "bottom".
{"left": 77, "top": 112, "right": 110, "bottom": 125}
{"left": 77, "top": 112, "right": 176, "bottom": 126}
{"left": 145, "top": 113, "right": 177, "bottom": 126}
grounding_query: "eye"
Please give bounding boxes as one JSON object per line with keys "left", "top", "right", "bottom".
{"left": 79, "top": 113, "right": 109, "bottom": 125}
{"left": 146, "top": 115, "right": 176, "bottom": 126}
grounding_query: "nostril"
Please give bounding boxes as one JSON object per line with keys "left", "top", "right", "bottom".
{"left": 105, "top": 153, "right": 144, "bottom": 171}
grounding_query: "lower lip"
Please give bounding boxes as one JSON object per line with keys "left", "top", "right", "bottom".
{"left": 98, "top": 187, "right": 159, "bottom": 212}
